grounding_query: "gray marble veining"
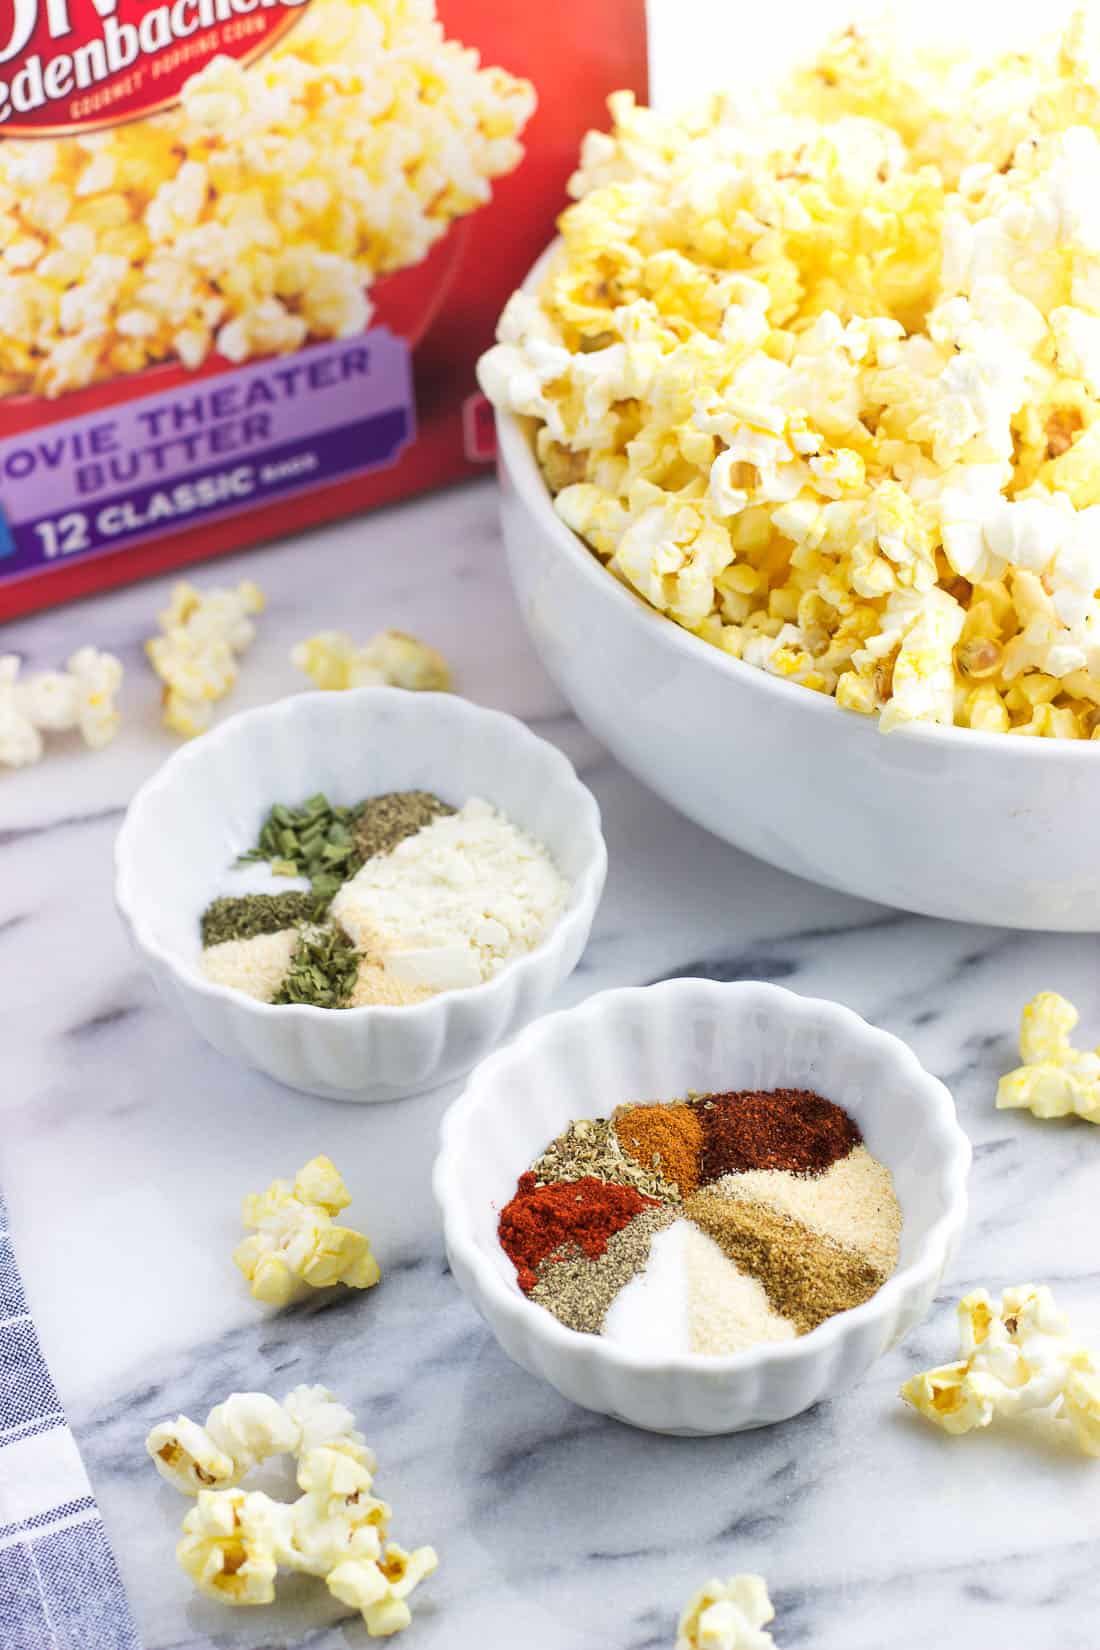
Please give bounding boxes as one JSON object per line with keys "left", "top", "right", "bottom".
{"left": 3, "top": 479, "right": 1100, "bottom": 1649}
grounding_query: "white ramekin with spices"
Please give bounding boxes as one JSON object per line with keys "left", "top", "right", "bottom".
{"left": 115, "top": 688, "right": 606, "bottom": 1101}
{"left": 434, "top": 979, "right": 971, "bottom": 1435}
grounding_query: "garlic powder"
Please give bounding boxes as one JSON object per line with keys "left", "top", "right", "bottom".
{"left": 200, "top": 929, "right": 300, "bottom": 1002}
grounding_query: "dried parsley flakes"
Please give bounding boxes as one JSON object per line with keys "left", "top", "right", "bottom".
{"left": 272, "top": 925, "right": 360, "bottom": 1009}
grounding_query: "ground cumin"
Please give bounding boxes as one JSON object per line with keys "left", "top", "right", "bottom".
{"left": 694, "top": 1088, "right": 861, "bottom": 1180}
{"left": 684, "top": 1187, "right": 884, "bottom": 1334}
{"left": 613, "top": 1101, "right": 703, "bottom": 1196}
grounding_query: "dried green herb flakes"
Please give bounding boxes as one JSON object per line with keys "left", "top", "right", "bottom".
{"left": 353, "top": 791, "right": 454, "bottom": 862}
{"left": 201, "top": 892, "right": 325, "bottom": 948}
{"left": 238, "top": 793, "right": 363, "bottom": 902}
{"left": 272, "top": 924, "right": 359, "bottom": 1009}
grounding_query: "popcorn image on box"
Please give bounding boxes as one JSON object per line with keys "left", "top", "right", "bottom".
{"left": 0, "top": 0, "right": 647, "bottom": 615}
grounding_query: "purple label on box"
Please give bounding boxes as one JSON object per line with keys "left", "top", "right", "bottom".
{"left": 0, "top": 330, "right": 415, "bottom": 582}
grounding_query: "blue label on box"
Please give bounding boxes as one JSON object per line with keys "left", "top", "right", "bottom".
{"left": 0, "top": 330, "right": 415, "bottom": 583}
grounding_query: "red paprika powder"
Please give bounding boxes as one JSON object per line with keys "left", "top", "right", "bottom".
{"left": 498, "top": 1173, "right": 658, "bottom": 1293}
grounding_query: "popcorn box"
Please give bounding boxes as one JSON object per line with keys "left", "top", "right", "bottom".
{"left": 0, "top": 0, "right": 647, "bottom": 617}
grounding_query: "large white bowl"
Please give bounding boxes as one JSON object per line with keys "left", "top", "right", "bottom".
{"left": 434, "top": 979, "right": 970, "bottom": 1435}
{"left": 115, "top": 688, "right": 606, "bottom": 1102}
{"left": 495, "top": 251, "right": 1100, "bottom": 930}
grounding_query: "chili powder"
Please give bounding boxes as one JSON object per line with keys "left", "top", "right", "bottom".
{"left": 498, "top": 1173, "right": 658, "bottom": 1293}
{"left": 695, "top": 1088, "right": 860, "bottom": 1180}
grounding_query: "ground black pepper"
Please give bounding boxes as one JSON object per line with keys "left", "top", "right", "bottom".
{"left": 528, "top": 1205, "right": 675, "bottom": 1333}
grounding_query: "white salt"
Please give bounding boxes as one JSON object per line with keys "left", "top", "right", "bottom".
{"left": 220, "top": 861, "right": 312, "bottom": 897}
{"left": 602, "top": 1219, "right": 692, "bottom": 1356}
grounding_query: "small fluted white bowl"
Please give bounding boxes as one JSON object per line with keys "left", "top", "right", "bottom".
{"left": 115, "top": 688, "right": 606, "bottom": 1102}
{"left": 434, "top": 979, "right": 970, "bottom": 1435}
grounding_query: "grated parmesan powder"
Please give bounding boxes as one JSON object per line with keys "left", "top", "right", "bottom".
{"left": 330, "top": 798, "right": 568, "bottom": 993}
{"left": 200, "top": 929, "right": 300, "bottom": 1002}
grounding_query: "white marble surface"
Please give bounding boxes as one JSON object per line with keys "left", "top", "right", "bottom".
{"left": 3, "top": 478, "right": 1100, "bottom": 1650}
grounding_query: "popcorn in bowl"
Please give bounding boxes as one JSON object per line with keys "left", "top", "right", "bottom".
{"left": 479, "top": 12, "right": 1100, "bottom": 738}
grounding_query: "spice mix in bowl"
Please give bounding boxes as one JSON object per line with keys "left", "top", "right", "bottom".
{"left": 499, "top": 1086, "right": 901, "bottom": 1355}
{"left": 435, "top": 979, "right": 970, "bottom": 1431}
{"left": 197, "top": 787, "right": 569, "bottom": 1009}
{"left": 115, "top": 687, "right": 606, "bottom": 1101}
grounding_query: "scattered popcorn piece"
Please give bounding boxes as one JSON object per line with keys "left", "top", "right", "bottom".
{"left": 234, "top": 1155, "right": 381, "bottom": 1306}
{"left": 996, "top": 992, "right": 1100, "bottom": 1123}
{"left": 146, "top": 1393, "right": 299, "bottom": 1494}
{"left": 282, "top": 1385, "right": 375, "bottom": 1471}
{"left": 292, "top": 629, "right": 452, "bottom": 694}
{"left": 328, "top": 1541, "right": 440, "bottom": 1638}
{"left": 901, "top": 1285, "right": 1100, "bottom": 1454}
{"left": 152, "top": 1386, "right": 436, "bottom": 1635}
{"left": 676, "top": 1575, "right": 778, "bottom": 1650}
{"left": 177, "top": 1488, "right": 284, "bottom": 1605}
{"left": 0, "top": 649, "right": 123, "bottom": 767}
{"left": 146, "top": 580, "right": 263, "bottom": 738}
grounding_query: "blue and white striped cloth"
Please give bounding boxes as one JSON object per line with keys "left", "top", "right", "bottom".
{"left": 0, "top": 1193, "right": 140, "bottom": 1650}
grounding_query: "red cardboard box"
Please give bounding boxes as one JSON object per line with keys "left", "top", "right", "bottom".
{"left": 0, "top": 0, "right": 647, "bottom": 618}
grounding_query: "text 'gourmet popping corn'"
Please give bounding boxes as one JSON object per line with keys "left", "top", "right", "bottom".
{"left": 479, "top": 13, "right": 1100, "bottom": 737}
{"left": 0, "top": 648, "right": 122, "bottom": 767}
{"left": 901, "top": 1285, "right": 1100, "bottom": 1454}
{"left": 146, "top": 578, "right": 263, "bottom": 737}
{"left": 146, "top": 1385, "right": 437, "bottom": 1635}
{"left": 234, "top": 1154, "right": 381, "bottom": 1306}
{"left": 997, "top": 991, "right": 1100, "bottom": 1123}
{"left": 0, "top": 0, "right": 535, "bottom": 399}
{"left": 676, "top": 1574, "right": 779, "bottom": 1650}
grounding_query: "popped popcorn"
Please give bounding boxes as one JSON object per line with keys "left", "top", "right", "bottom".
{"left": 145, "top": 578, "right": 263, "bottom": 738}
{"left": 147, "top": 1392, "right": 300, "bottom": 1494}
{"left": 0, "top": 648, "right": 123, "bottom": 767}
{"left": 293, "top": 628, "right": 452, "bottom": 693}
{"left": 147, "top": 1385, "right": 373, "bottom": 1495}
{"left": 901, "top": 1285, "right": 1100, "bottom": 1454}
{"left": 150, "top": 1386, "right": 437, "bottom": 1635}
{"left": 479, "top": 13, "right": 1100, "bottom": 736}
{"left": 0, "top": 0, "right": 535, "bottom": 398}
{"left": 676, "top": 1575, "right": 778, "bottom": 1650}
{"left": 233, "top": 1155, "right": 381, "bottom": 1306}
{"left": 997, "top": 992, "right": 1100, "bottom": 1123}
{"left": 177, "top": 1488, "right": 282, "bottom": 1606}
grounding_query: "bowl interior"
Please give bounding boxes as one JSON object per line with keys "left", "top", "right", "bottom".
{"left": 120, "top": 688, "right": 600, "bottom": 978}
{"left": 448, "top": 983, "right": 964, "bottom": 1303}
